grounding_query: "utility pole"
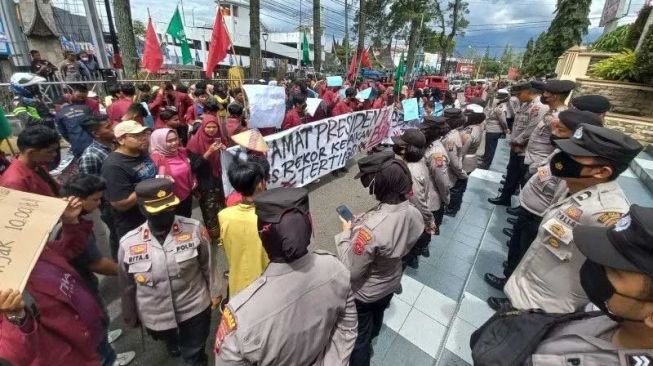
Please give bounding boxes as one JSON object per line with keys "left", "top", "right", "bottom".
{"left": 103, "top": 0, "right": 121, "bottom": 69}
{"left": 82, "top": 0, "right": 109, "bottom": 68}
{"left": 344, "top": 0, "right": 349, "bottom": 66}
{"left": 313, "top": 1, "right": 322, "bottom": 72}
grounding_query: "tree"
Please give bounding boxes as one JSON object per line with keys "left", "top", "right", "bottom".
{"left": 313, "top": 0, "right": 322, "bottom": 71}
{"left": 522, "top": 32, "right": 553, "bottom": 77}
{"left": 388, "top": 0, "right": 432, "bottom": 78}
{"left": 113, "top": 0, "right": 138, "bottom": 77}
{"left": 132, "top": 20, "right": 146, "bottom": 39}
{"left": 540, "top": 0, "right": 591, "bottom": 73}
{"left": 356, "top": 0, "right": 367, "bottom": 73}
{"left": 499, "top": 44, "right": 514, "bottom": 74}
{"left": 435, "top": 0, "right": 470, "bottom": 74}
{"left": 521, "top": 38, "right": 534, "bottom": 69}
{"left": 250, "top": 0, "right": 262, "bottom": 78}
{"left": 353, "top": 0, "right": 392, "bottom": 48}
{"left": 636, "top": 23, "right": 653, "bottom": 83}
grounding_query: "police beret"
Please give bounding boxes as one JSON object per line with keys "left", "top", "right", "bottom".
{"left": 555, "top": 123, "right": 643, "bottom": 165}
{"left": 392, "top": 129, "right": 426, "bottom": 148}
{"left": 443, "top": 108, "right": 462, "bottom": 119}
{"left": 575, "top": 205, "right": 653, "bottom": 277}
{"left": 254, "top": 187, "right": 310, "bottom": 224}
{"left": 469, "top": 97, "right": 487, "bottom": 108}
{"left": 543, "top": 80, "right": 576, "bottom": 94}
{"left": 510, "top": 82, "right": 532, "bottom": 92}
{"left": 136, "top": 178, "right": 180, "bottom": 214}
{"left": 421, "top": 116, "right": 447, "bottom": 129}
{"left": 531, "top": 80, "right": 546, "bottom": 91}
{"left": 557, "top": 109, "right": 603, "bottom": 131}
{"left": 354, "top": 151, "right": 395, "bottom": 179}
{"left": 571, "top": 95, "right": 611, "bottom": 114}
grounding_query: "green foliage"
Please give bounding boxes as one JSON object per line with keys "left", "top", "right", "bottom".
{"left": 521, "top": 32, "right": 554, "bottom": 77}
{"left": 592, "top": 25, "right": 630, "bottom": 52}
{"left": 636, "top": 23, "right": 653, "bottom": 84}
{"left": 132, "top": 20, "right": 146, "bottom": 39}
{"left": 522, "top": 38, "right": 534, "bottom": 68}
{"left": 627, "top": 5, "right": 652, "bottom": 50}
{"left": 590, "top": 50, "right": 638, "bottom": 82}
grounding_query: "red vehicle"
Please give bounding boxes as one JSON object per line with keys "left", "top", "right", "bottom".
{"left": 414, "top": 76, "right": 449, "bottom": 92}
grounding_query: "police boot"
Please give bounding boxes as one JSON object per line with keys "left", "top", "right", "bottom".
{"left": 487, "top": 297, "right": 512, "bottom": 311}
{"left": 503, "top": 228, "right": 513, "bottom": 237}
{"left": 488, "top": 196, "right": 511, "bottom": 206}
{"left": 484, "top": 273, "right": 507, "bottom": 291}
{"left": 506, "top": 206, "right": 520, "bottom": 216}
{"left": 507, "top": 217, "right": 518, "bottom": 225}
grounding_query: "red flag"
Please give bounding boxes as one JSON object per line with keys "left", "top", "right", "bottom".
{"left": 141, "top": 18, "right": 163, "bottom": 73}
{"left": 361, "top": 47, "right": 372, "bottom": 69}
{"left": 347, "top": 51, "right": 357, "bottom": 80}
{"left": 205, "top": 9, "right": 231, "bottom": 79}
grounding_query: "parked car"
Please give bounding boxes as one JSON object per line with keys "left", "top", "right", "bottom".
{"left": 449, "top": 79, "right": 464, "bottom": 92}
{"left": 414, "top": 76, "right": 449, "bottom": 92}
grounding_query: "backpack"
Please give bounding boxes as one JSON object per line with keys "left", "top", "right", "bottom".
{"left": 469, "top": 309, "right": 602, "bottom": 366}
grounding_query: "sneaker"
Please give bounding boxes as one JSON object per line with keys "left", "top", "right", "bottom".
{"left": 112, "top": 351, "right": 136, "bottom": 366}
{"left": 107, "top": 329, "right": 122, "bottom": 344}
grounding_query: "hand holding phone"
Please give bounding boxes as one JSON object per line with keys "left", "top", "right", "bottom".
{"left": 336, "top": 205, "right": 354, "bottom": 223}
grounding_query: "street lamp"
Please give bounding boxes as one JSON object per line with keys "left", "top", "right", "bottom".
{"left": 262, "top": 31, "right": 269, "bottom": 69}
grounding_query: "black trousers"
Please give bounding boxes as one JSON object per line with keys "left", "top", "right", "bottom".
{"left": 481, "top": 132, "right": 503, "bottom": 169}
{"left": 350, "top": 293, "right": 394, "bottom": 366}
{"left": 433, "top": 208, "right": 445, "bottom": 229}
{"left": 504, "top": 207, "right": 543, "bottom": 278}
{"left": 100, "top": 201, "right": 120, "bottom": 260}
{"left": 147, "top": 307, "right": 211, "bottom": 366}
{"left": 507, "top": 117, "right": 515, "bottom": 131}
{"left": 447, "top": 178, "right": 468, "bottom": 214}
{"left": 175, "top": 195, "right": 194, "bottom": 218}
{"left": 404, "top": 231, "right": 432, "bottom": 265}
{"left": 498, "top": 151, "right": 526, "bottom": 200}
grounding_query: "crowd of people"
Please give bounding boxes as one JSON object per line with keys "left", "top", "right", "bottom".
{"left": 0, "top": 66, "right": 651, "bottom": 366}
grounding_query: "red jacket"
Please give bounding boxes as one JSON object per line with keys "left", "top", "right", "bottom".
{"left": 372, "top": 97, "right": 386, "bottom": 109}
{"left": 149, "top": 92, "right": 194, "bottom": 128}
{"left": 63, "top": 95, "right": 99, "bottom": 115}
{"left": 331, "top": 100, "right": 354, "bottom": 117}
{"left": 0, "top": 221, "right": 101, "bottom": 366}
{"left": 322, "top": 89, "right": 338, "bottom": 111}
{"left": 281, "top": 108, "right": 306, "bottom": 130}
{"left": 107, "top": 97, "right": 132, "bottom": 124}
{"left": 0, "top": 159, "right": 59, "bottom": 197}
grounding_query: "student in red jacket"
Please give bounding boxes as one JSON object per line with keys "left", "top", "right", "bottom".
{"left": 331, "top": 87, "right": 360, "bottom": 117}
{"left": 281, "top": 95, "right": 308, "bottom": 130}
{"left": 107, "top": 83, "right": 136, "bottom": 124}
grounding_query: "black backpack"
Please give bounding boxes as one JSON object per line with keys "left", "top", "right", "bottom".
{"left": 469, "top": 309, "right": 602, "bottom": 366}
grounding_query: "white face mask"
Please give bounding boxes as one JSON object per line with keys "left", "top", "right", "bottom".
{"left": 81, "top": 57, "right": 89, "bottom": 61}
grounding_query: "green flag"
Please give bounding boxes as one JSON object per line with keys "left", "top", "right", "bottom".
{"left": 302, "top": 32, "right": 310, "bottom": 66}
{"left": 394, "top": 52, "right": 406, "bottom": 95}
{"left": 167, "top": 7, "right": 192, "bottom": 65}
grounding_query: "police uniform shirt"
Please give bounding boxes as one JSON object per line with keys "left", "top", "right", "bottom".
{"left": 505, "top": 181, "right": 630, "bottom": 313}
{"left": 486, "top": 103, "right": 509, "bottom": 133}
{"left": 407, "top": 159, "right": 440, "bottom": 221}
{"left": 512, "top": 99, "right": 549, "bottom": 155}
{"left": 525, "top": 106, "right": 567, "bottom": 173}
{"left": 507, "top": 96, "right": 521, "bottom": 120}
{"left": 213, "top": 251, "right": 358, "bottom": 366}
{"left": 519, "top": 153, "right": 568, "bottom": 217}
{"left": 527, "top": 316, "right": 653, "bottom": 366}
{"left": 118, "top": 217, "right": 214, "bottom": 331}
{"left": 461, "top": 123, "right": 484, "bottom": 173}
{"left": 424, "top": 140, "right": 451, "bottom": 206}
{"left": 443, "top": 129, "right": 467, "bottom": 183}
{"left": 335, "top": 201, "right": 424, "bottom": 303}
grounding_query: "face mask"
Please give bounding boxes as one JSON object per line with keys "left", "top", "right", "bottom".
{"left": 392, "top": 145, "right": 405, "bottom": 156}
{"left": 580, "top": 260, "right": 645, "bottom": 323}
{"left": 81, "top": 57, "right": 89, "bottom": 62}
{"left": 540, "top": 95, "right": 550, "bottom": 105}
{"left": 143, "top": 209, "right": 176, "bottom": 234}
{"left": 549, "top": 151, "right": 604, "bottom": 178}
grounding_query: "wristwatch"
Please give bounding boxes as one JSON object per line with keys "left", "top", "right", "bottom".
{"left": 5, "top": 311, "right": 27, "bottom": 326}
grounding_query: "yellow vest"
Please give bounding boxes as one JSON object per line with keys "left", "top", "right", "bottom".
{"left": 218, "top": 203, "right": 269, "bottom": 297}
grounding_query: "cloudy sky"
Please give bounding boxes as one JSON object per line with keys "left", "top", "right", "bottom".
{"left": 124, "top": 0, "right": 646, "bottom": 55}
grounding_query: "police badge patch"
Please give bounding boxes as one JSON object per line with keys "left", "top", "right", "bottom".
{"left": 353, "top": 227, "right": 373, "bottom": 255}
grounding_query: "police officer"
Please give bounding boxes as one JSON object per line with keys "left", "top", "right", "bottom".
{"left": 484, "top": 110, "right": 604, "bottom": 294}
{"left": 489, "top": 125, "right": 643, "bottom": 312}
{"left": 481, "top": 89, "right": 510, "bottom": 170}
{"left": 527, "top": 205, "right": 653, "bottom": 365}
{"left": 118, "top": 178, "right": 224, "bottom": 365}
{"left": 420, "top": 116, "right": 451, "bottom": 233}
{"left": 570, "top": 94, "right": 612, "bottom": 118}
{"left": 442, "top": 108, "right": 468, "bottom": 216}
{"left": 336, "top": 152, "right": 424, "bottom": 366}
{"left": 461, "top": 103, "right": 486, "bottom": 174}
{"left": 214, "top": 187, "right": 358, "bottom": 366}
{"left": 524, "top": 80, "right": 576, "bottom": 175}
{"left": 489, "top": 82, "right": 549, "bottom": 206}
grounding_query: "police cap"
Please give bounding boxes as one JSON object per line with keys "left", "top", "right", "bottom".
{"left": 575, "top": 205, "right": 653, "bottom": 277}
{"left": 571, "top": 95, "right": 612, "bottom": 114}
{"left": 531, "top": 80, "right": 546, "bottom": 92}
{"left": 557, "top": 109, "right": 603, "bottom": 131}
{"left": 391, "top": 129, "right": 427, "bottom": 149}
{"left": 254, "top": 187, "right": 309, "bottom": 224}
{"left": 443, "top": 108, "right": 462, "bottom": 119}
{"left": 136, "top": 178, "right": 180, "bottom": 214}
{"left": 421, "top": 115, "right": 447, "bottom": 128}
{"left": 542, "top": 80, "right": 576, "bottom": 94}
{"left": 554, "top": 124, "right": 643, "bottom": 165}
{"left": 354, "top": 151, "right": 395, "bottom": 179}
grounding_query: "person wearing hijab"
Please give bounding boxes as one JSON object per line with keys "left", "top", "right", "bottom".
{"left": 214, "top": 188, "right": 357, "bottom": 365}
{"left": 442, "top": 108, "right": 468, "bottom": 217}
{"left": 420, "top": 117, "right": 452, "bottom": 235}
{"left": 186, "top": 117, "right": 227, "bottom": 242}
{"left": 336, "top": 152, "right": 424, "bottom": 366}
{"left": 149, "top": 128, "right": 196, "bottom": 218}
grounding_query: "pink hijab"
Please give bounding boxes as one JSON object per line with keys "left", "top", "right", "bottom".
{"left": 149, "top": 128, "right": 178, "bottom": 157}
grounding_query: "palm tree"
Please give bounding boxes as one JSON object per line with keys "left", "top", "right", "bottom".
{"left": 113, "top": 0, "right": 139, "bottom": 77}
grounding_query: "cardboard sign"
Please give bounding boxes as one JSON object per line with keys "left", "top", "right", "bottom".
{"left": 326, "top": 76, "right": 343, "bottom": 87}
{"left": 0, "top": 187, "right": 68, "bottom": 290}
{"left": 356, "top": 87, "right": 372, "bottom": 100}
{"left": 242, "top": 85, "right": 287, "bottom": 129}
{"left": 402, "top": 98, "right": 419, "bottom": 121}
{"left": 305, "top": 98, "right": 322, "bottom": 117}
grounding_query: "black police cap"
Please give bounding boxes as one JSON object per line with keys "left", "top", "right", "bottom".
{"left": 531, "top": 80, "right": 546, "bottom": 91}
{"left": 571, "top": 95, "right": 611, "bottom": 114}
{"left": 355, "top": 151, "right": 395, "bottom": 179}
{"left": 135, "top": 178, "right": 180, "bottom": 214}
{"left": 542, "top": 80, "right": 576, "bottom": 94}
{"left": 554, "top": 123, "right": 643, "bottom": 165}
{"left": 443, "top": 108, "right": 462, "bottom": 119}
{"left": 510, "top": 81, "right": 533, "bottom": 92}
{"left": 575, "top": 205, "right": 653, "bottom": 277}
{"left": 421, "top": 116, "right": 447, "bottom": 128}
{"left": 391, "top": 129, "right": 426, "bottom": 149}
{"left": 558, "top": 109, "right": 603, "bottom": 131}
{"left": 254, "top": 187, "right": 309, "bottom": 224}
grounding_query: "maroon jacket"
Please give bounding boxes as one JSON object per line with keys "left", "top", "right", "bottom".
{"left": 107, "top": 97, "right": 132, "bottom": 124}
{"left": 150, "top": 91, "right": 195, "bottom": 128}
{"left": 0, "top": 221, "right": 101, "bottom": 366}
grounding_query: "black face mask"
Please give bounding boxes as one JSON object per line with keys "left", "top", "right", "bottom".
{"left": 549, "top": 151, "right": 604, "bottom": 178}
{"left": 142, "top": 208, "right": 176, "bottom": 239}
{"left": 392, "top": 145, "right": 405, "bottom": 156}
{"left": 580, "top": 260, "right": 645, "bottom": 323}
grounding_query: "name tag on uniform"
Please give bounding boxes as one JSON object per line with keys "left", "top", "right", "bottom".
{"left": 128, "top": 253, "right": 151, "bottom": 264}
{"left": 175, "top": 241, "right": 197, "bottom": 253}
{"left": 555, "top": 205, "right": 582, "bottom": 227}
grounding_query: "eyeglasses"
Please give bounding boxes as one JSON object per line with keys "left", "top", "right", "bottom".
{"left": 126, "top": 133, "right": 147, "bottom": 140}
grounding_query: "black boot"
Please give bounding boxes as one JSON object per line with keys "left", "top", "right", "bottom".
{"left": 487, "top": 297, "right": 512, "bottom": 311}
{"left": 488, "top": 196, "right": 511, "bottom": 206}
{"left": 506, "top": 206, "right": 520, "bottom": 216}
{"left": 484, "top": 273, "right": 507, "bottom": 291}
{"left": 503, "top": 228, "right": 514, "bottom": 237}
{"left": 507, "top": 217, "right": 518, "bottom": 225}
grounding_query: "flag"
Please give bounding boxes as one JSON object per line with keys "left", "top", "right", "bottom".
{"left": 205, "top": 9, "right": 231, "bottom": 78}
{"left": 167, "top": 7, "right": 192, "bottom": 65}
{"left": 347, "top": 51, "right": 357, "bottom": 80}
{"left": 302, "top": 32, "right": 310, "bottom": 66}
{"left": 361, "top": 47, "right": 372, "bottom": 69}
{"left": 141, "top": 18, "right": 164, "bottom": 73}
{"left": 394, "top": 52, "right": 406, "bottom": 95}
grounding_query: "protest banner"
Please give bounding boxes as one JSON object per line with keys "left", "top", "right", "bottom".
{"left": 242, "top": 85, "right": 286, "bottom": 129}
{"left": 222, "top": 106, "right": 395, "bottom": 195}
{"left": 402, "top": 98, "right": 419, "bottom": 121}
{"left": 0, "top": 187, "right": 68, "bottom": 290}
{"left": 383, "top": 109, "right": 422, "bottom": 144}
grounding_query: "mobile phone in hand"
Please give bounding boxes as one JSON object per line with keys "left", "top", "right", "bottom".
{"left": 336, "top": 205, "right": 354, "bottom": 222}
